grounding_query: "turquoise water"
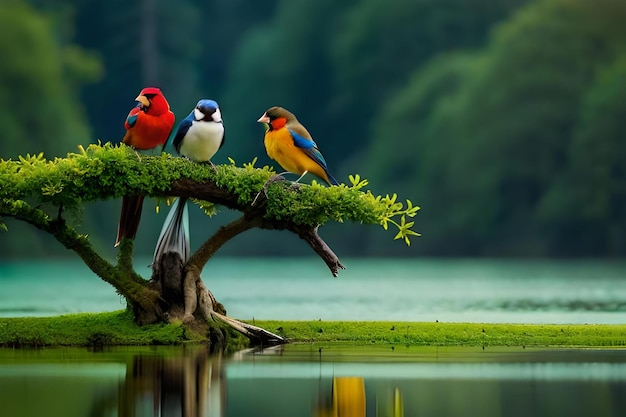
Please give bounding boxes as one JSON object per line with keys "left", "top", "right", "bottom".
{"left": 1, "top": 346, "right": 626, "bottom": 417}
{"left": 1, "top": 258, "right": 625, "bottom": 323}
{"left": 3, "top": 259, "right": 625, "bottom": 416}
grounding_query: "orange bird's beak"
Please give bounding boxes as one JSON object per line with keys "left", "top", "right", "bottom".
{"left": 257, "top": 113, "right": 270, "bottom": 124}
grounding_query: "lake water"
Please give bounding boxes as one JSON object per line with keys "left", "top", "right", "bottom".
{"left": 1, "top": 257, "right": 626, "bottom": 323}
{"left": 1, "top": 345, "right": 625, "bottom": 417}
{"left": 2, "top": 258, "right": 626, "bottom": 416}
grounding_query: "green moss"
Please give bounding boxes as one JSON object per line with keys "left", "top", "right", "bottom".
{"left": 0, "top": 144, "right": 420, "bottom": 245}
{"left": 0, "top": 310, "right": 200, "bottom": 347}
{"left": 251, "top": 320, "right": 626, "bottom": 347}
{"left": 1, "top": 313, "right": 625, "bottom": 348}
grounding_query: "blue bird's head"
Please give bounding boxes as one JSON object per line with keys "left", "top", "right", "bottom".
{"left": 194, "top": 99, "right": 221, "bottom": 123}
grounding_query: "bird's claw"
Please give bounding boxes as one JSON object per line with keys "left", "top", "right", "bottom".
{"left": 251, "top": 189, "right": 267, "bottom": 206}
{"left": 193, "top": 159, "right": 219, "bottom": 173}
{"left": 251, "top": 174, "right": 287, "bottom": 206}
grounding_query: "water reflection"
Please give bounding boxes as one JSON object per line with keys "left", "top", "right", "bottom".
{"left": 315, "top": 377, "right": 367, "bottom": 417}
{"left": 0, "top": 346, "right": 225, "bottom": 417}
{"left": 116, "top": 347, "right": 224, "bottom": 417}
{"left": 313, "top": 377, "right": 403, "bottom": 417}
{"left": 1, "top": 346, "right": 626, "bottom": 417}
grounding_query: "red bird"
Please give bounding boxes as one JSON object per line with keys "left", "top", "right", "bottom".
{"left": 115, "top": 87, "right": 175, "bottom": 247}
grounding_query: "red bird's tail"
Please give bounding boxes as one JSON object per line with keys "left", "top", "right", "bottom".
{"left": 115, "top": 195, "right": 145, "bottom": 247}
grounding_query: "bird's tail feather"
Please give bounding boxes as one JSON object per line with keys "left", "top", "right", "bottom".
{"left": 115, "top": 195, "right": 145, "bottom": 247}
{"left": 152, "top": 197, "right": 190, "bottom": 269}
{"left": 325, "top": 170, "right": 340, "bottom": 186}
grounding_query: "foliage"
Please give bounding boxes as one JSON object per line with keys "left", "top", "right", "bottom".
{"left": 538, "top": 55, "right": 626, "bottom": 255}
{"left": 332, "top": 0, "right": 529, "bottom": 150}
{"left": 0, "top": 0, "right": 100, "bottom": 159}
{"left": 0, "top": 0, "right": 102, "bottom": 257}
{"left": 6, "top": 0, "right": 626, "bottom": 257}
{"left": 221, "top": 0, "right": 527, "bottom": 168}
{"left": 0, "top": 144, "right": 419, "bottom": 245}
{"left": 367, "top": 0, "right": 626, "bottom": 256}
{"left": 221, "top": 0, "right": 357, "bottom": 166}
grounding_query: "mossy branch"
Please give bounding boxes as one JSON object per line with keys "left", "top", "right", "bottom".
{"left": 1, "top": 143, "right": 420, "bottom": 279}
{"left": 187, "top": 214, "right": 261, "bottom": 271}
{"left": 0, "top": 198, "right": 148, "bottom": 297}
{"left": 0, "top": 144, "right": 420, "bottom": 245}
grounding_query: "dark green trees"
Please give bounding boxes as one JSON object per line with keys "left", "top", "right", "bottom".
{"left": 0, "top": 0, "right": 100, "bottom": 159}
{"left": 3, "top": 0, "right": 626, "bottom": 258}
{"left": 367, "top": 0, "right": 626, "bottom": 256}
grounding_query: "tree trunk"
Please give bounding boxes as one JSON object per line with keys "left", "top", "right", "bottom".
{"left": 147, "top": 247, "right": 284, "bottom": 347}
{"left": 148, "top": 251, "right": 224, "bottom": 325}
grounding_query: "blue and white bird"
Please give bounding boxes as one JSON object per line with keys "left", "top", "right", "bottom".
{"left": 152, "top": 99, "right": 225, "bottom": 274}
{"left": 172, "top": 99, "right": 225, "bottom": 162}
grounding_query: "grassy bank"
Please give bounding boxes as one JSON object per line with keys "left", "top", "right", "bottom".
{"left": 0, "top": 310, "right": 199, "bottom": 347}
{"left": 0, "top": 310, "right": 625, "bottom": 348}
{"left": 253, "top": 320, "right": 626, "bottom": 347}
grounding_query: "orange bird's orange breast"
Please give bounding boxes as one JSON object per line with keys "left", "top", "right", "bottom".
{"left": 264, "top": 127, "right": 331, "bottom": 183}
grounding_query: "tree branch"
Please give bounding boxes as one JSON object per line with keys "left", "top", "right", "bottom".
{"left": 167, "top": 179, "right": 345, "bottom": 276}
{"left": 1, "top": 146, "right": 418, "bottom": 283}
{"left": 210, "top": 311, "right": 284, "bottom": 345}
{"left": 0, "top": 200, "right": 152, "bottom": 304}
{"left": 287, "top": 224, "right": 345, "bottom": 277}
{"left": 187, "top": 214, "right": 262, "bottom": 273}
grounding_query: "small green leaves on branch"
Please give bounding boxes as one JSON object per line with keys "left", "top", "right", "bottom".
{"left": 377, "top": 193, "right": 421, "bottom": 246}
{"left": 348, "top": 174, "right": 369, "bottom": 190}
{"left": 345, "top": 174, "right": 420, "bottom": 245}
{"left": 0, "top": 143, "right": 420, "bottom": 245}
{"left": 346, "top": 173, "right": 421, "bottom": 244}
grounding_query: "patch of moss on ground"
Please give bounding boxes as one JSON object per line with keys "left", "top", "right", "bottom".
{"left": 251, "top": 320, "right": 626, "bottom": 347}
{"left": 1, "top": 313, "right": 625, "bottom": 348}
{"left": 0, "top": 310, "right": 201, "bottom": 347}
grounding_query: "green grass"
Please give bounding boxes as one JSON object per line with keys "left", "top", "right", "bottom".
{"left": 0, "top": 310, "right": 201, "bottom": 347}
{"left": 1, "top": 312, "right": 625, "bottom": 348}
{"left": 251, "top": 320, "right": 626, "bottom": 348}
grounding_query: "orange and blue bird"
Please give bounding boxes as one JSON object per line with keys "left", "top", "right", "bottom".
{"left": 257, "top": 106, "right": 339, "bottom": 186}
{"left": 115, "top": 87, "right": 175, "bottom": 247}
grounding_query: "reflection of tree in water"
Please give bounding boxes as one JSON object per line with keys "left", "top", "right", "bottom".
{"left": 86, "top": 348, "right": 406, "bottom": 417}
{"left": 90, "top": 347, "right": 224, "bottom": 417}
{"left": 313, "top": 377, "right": 366, "bottom": 417}
{"left": 377, "top": 387, "right": 404, "bottom": 417}
{"left": 314, "top": 376, "right": 404, "bottom": 417}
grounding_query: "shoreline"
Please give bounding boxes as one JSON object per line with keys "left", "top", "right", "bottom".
{"left": 1, "top": 310, "right": 625, "bottom": 348}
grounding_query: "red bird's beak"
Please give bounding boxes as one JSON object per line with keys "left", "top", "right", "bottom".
{"left": 135, "top": 94, "right": 150, "bottom": 108}
{"left": 257, "top": 113, "right": 270, "bottom": 124}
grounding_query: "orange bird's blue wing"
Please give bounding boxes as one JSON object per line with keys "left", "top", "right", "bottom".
{"left": 289, "top": 129, "right": 338, "bottom": 185}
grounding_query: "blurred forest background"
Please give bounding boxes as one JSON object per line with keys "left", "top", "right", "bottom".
{"left": 1, "top": 0, "right": 625, "bottom": 259}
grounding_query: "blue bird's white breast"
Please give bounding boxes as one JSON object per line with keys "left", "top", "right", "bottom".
{"left": 178, "top": 107, "right": 224, "bottom": 162}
